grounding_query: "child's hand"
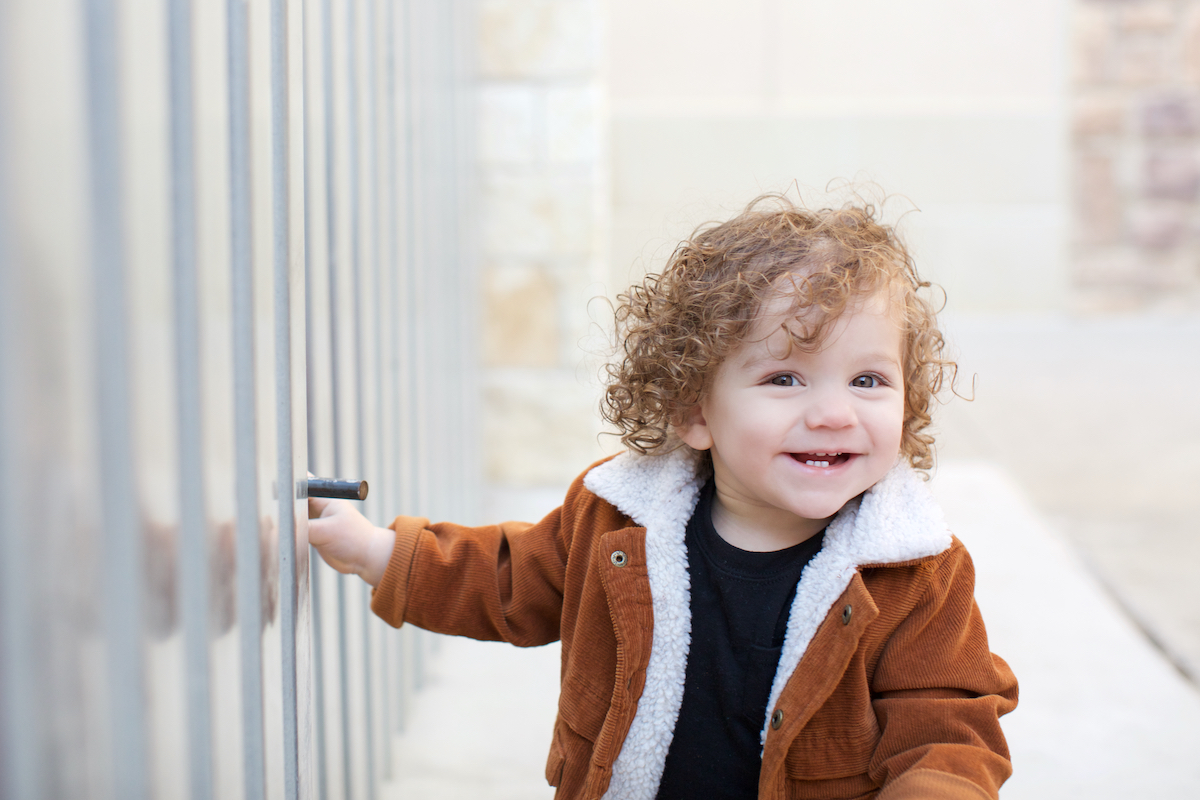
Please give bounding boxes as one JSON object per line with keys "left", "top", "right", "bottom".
{"left": 308, "top": 495, "right": 396, "bottom": 587}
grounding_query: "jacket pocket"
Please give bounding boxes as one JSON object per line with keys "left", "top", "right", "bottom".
{"left": 558, "top": 671, "right": 611, "bottom": 743}
{"left": 785, "top": 723, "right": 878, "bottom": 779}
{"left": 783, "top": 725, "right": 879, "bottom": 800}
{"left": 547, "top": 719, "right": 596, "bottom": 797}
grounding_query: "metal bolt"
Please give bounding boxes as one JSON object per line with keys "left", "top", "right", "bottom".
{"left": 308, "top": 478, "right": 369, "bottom": 501}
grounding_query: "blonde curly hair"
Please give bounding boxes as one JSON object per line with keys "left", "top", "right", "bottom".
{"left": 602, "top": 194, "right": 954, "bottom": 471}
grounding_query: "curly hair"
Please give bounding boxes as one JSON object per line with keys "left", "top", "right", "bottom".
{"left": 602, "top": 194, "right": 954, "bottom": 471}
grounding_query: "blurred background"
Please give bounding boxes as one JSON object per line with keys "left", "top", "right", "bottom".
{"left": 1, "top": 0, "right": 1198, "bottom": 798}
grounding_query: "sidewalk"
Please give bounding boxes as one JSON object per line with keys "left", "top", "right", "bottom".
{"left": 379, "top": 462, "right": 1200, "bottom": 799}
{"left": 931, "top": 462, "right": 1200, "bottom": 798}
{"left": 936, "top": 313, "right": 1200, "bottom": 682}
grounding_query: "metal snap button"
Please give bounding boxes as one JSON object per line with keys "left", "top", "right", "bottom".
{"left": 610, "top": 550, "right": 628, "bottom": 567}
{"left": 770, "top": 709, "right": 784, "bottom": 730}
{"left": 842, "top": 604, "right": 853, "bottom": 625}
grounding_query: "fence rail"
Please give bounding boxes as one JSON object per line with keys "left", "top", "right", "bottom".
{"left": 0, "top": 1, "right": 477, "bottom": 798}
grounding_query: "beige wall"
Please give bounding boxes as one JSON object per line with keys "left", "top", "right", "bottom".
{"left": 606, "top": 0, "right": 1071, "bottom": 315}
{"left": 476, "top": 0, "right": 1073, "bottom": 489}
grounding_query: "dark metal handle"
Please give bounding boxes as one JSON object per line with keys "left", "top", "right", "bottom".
{"left": 308, "top": 478, "right": 369, "bottom": 501}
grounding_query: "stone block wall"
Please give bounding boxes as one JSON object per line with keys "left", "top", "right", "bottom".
{"left": 1073, "top": 0, "right": 1200, "bottom": 308}
{"left": 475, "top": 0, "right": 615, "bottom": 489}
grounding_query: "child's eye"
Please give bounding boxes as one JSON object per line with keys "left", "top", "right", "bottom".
{"left": 768, "top": 374, "right": 798, "bottom": 387}
{"left": 850, "top": 374, "right": 882, "bottom": 388}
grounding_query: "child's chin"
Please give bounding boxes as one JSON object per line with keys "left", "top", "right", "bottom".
{"left": 792, "top": 498, "right": 853, "bottom": 523}
{"left": 792, "top": 489, "right": 868, "bottom": 525}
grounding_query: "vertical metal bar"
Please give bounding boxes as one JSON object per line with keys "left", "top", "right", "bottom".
{"left": 308, "top": 557, "right": 327, "bottom": 800}
{"left": 0, "top": 18, "right": 36, "bottom": 796}
{"left": 303, "top": 0, "right": 319, "bottom": 486}
{"left": 301, "top": 1, "right": 328, "bottom": 796}
{"left": 427, "top": 0, "right": 441, "bottom": 522}
{"left": 271, "top": 0, "right": 302, "bottom": 797}
{"left": 345, "top": 0, "right": 380, "bottom": 794}
{"left": 192, "top": 0, "right": 244, "bottom": 792}
{"left": 439, "top": 0, "right": 451, "bottom": 517}
{"left": 433, "top": 0, "right": 450, "bottom": 521}
{"left": 168, "top": 0, "right": 216, "bottom": 796}
{"left": 366, "top": 0, "right": 393, "bottom": 774}
{"left": 322, "top": 4, "right": 354, "bottom": 796}
{"left": 83, "top": 0, "right": 148, "bottom": 797}
{"left": 245, "top": 0, "right": 285, "bottom": 792}
{"left": 382, "top": 0, "right": 408, "bottom": 739}
{"left": 281, "top": 0, "right": 313, "bottom": 793}
{"left": 402, "top": 0, "right": 424, "bottom": 518}
{"left": 228, "top": 0, "right": 266, "bottom": 797}
{"left": 323, "top": 11, "right": 355, "bottom": 789}
{"left": 348, "top": 0, "right": 363, "bottom": 469}
{"left": 304, "top": 0, "right": 347, "bottom": 795}
{"left": 365, "top": 0, "right": 387, "bottom": 783}
{"left": 335, "top": 575, "right": 353, "bottom": 800}
{"left": 322, "top": 0, "right": 342, "bottom": 476}
{"left": 404, "top": 0, "right": 426, "bottom": 688}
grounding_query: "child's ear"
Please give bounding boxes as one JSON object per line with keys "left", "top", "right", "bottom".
{"left": 674, "top": 404, "right": 714, "bottom": 451}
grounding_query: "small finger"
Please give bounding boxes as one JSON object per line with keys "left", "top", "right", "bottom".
{"left": 308, "top": 495, "right": 331, "bottom": 518}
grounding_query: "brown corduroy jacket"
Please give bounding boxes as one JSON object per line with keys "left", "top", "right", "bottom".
{"left": 371, "top": 449, "right": 1018, "bottom": 800}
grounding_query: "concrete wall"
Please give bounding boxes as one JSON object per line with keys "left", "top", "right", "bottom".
{"left": 475, "top": 0, "right": 617, "bottom": 490}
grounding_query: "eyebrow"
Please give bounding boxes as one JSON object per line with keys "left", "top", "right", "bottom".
{"left": 856, "top": 352, "right": 903, "bottom": 367}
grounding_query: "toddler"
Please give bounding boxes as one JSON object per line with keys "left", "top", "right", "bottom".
{"left": 309, "top": 195, "right": 1018, "bottom": 800}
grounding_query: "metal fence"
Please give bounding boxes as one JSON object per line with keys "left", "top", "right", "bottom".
{"left": 0, "top": 1, "right": 477, "bottom": 798}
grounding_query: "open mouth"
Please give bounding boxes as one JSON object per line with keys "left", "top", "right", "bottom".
{"left": 790, "top": 452, "right": 852, "bottom": 468}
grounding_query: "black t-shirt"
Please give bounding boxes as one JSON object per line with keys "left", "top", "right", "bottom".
{"left": 655, "top": 480, "right": 825, "bottom": 800}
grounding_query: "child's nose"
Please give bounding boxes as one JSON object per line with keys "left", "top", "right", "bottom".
{"left": 803, "top": 388, "right": 857, "bottom": 430}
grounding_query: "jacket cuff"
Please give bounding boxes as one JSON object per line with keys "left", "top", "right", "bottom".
{"left": 878, "top": 769, "right": 994, "bottom": 800}
{"left": 369, "top": 515, "right": 425, "bottom": 626}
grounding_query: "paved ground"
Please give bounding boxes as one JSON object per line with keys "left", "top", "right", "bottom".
{"left": 932, "top": 462, "right": 1200, "bottom": 798}
{"left": 936, "top": 313, "right": 1200, "bottom": 681}
{"left": 379, "top": 313, "right": 1200, "bottom": 798}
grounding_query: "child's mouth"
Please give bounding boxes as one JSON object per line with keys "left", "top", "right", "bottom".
{"left": 791, "top": 452, "right": 851, "bottom": 468}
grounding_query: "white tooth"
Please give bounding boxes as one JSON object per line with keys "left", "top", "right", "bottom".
{"left": 819, "top": 461, "right": 829, "bottom": 467}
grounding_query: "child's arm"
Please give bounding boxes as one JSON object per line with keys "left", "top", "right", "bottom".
{"left": 868, "top": 542, "right": 1017, "bottom": 798}
{"left": 308, "top": 459, "right": 612, "bottom": 645}
{"left": 307, "top": 485, "right": 578, "bottom": 645}
{"left": 308, "top": 496, "right": 397, "bottom": 587}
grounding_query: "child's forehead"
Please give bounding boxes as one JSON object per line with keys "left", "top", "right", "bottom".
{"left": 727, "top": 287, "right": 903, "bottom": 362}
{"left": 751, "top": 281, "right": 900, "bottom": 326}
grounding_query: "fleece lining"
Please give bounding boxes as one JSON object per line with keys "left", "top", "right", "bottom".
{"left": 585, "top": 449, "right": 952, "bottom": 800}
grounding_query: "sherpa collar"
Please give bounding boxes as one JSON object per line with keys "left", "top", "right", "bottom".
{"left": 584, "top": 448, "right": 952, "bottom": 800}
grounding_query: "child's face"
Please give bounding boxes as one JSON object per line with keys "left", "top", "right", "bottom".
{"left": 676, "top": 291, "right": 905, "bottom": 545}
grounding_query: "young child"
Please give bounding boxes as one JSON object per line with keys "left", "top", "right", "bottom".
{"left": 308, "top": 196, "right": 1018, "bottom": 800}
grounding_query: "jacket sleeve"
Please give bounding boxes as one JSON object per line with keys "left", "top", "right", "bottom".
{"left": 368, "top": 504, "right": 572, "bottom": 646}
{"left": 868, "top": 542, "right": 1019, "bottom": 800}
